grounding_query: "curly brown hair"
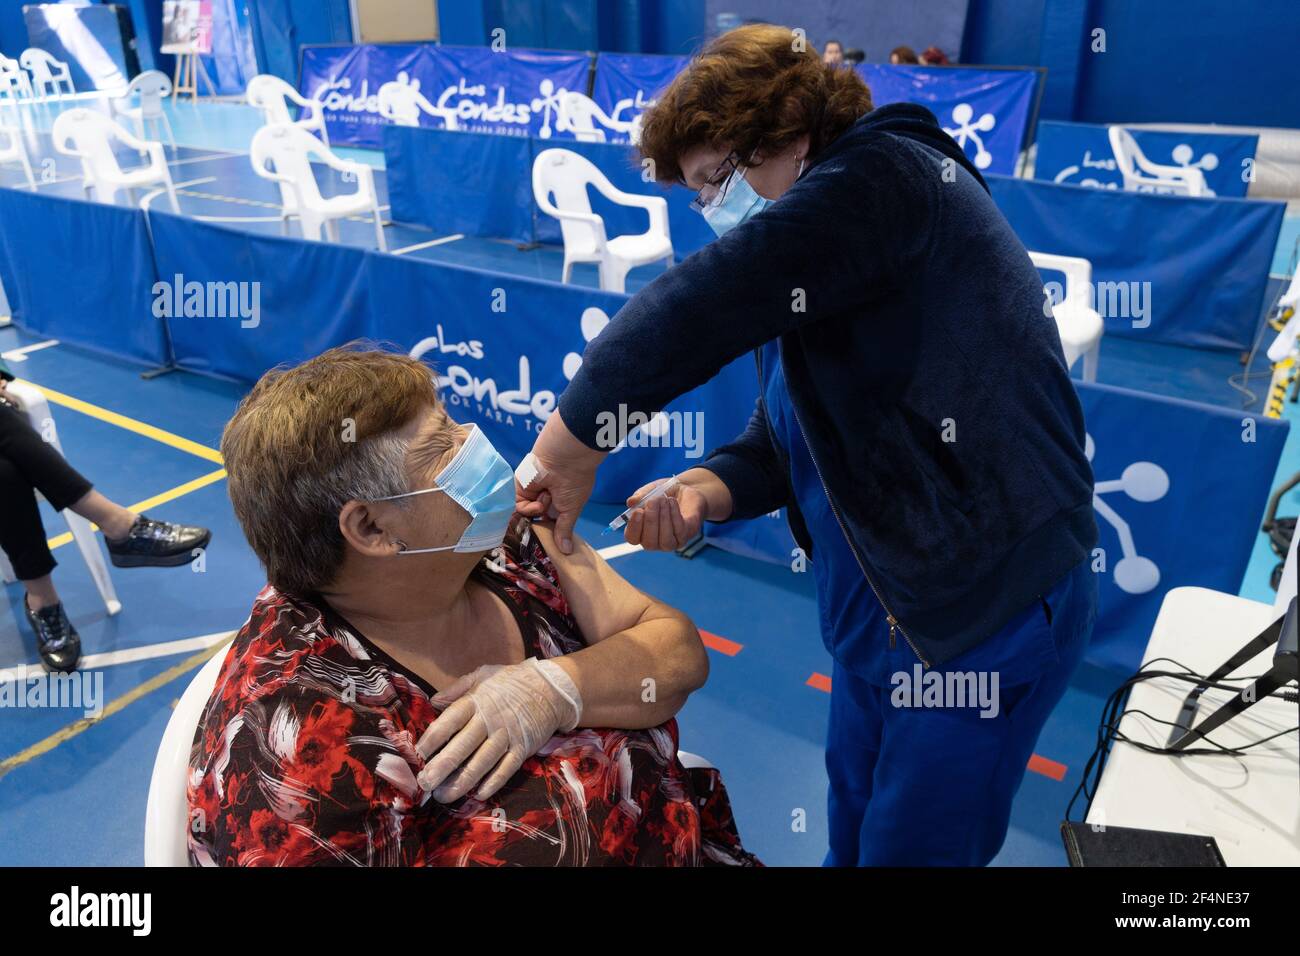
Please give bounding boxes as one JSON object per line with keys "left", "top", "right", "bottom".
{"left": 638, "top": 24, "right": 875, "bottom": 185}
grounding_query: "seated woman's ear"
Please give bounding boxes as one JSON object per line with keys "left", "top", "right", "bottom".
{"left": 338, "top": 499, "right": 405, "bottom": 557}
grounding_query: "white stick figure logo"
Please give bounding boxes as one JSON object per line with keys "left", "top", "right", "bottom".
{"left": 532, "top": 78, "right": 566, "bottom": 139}
{"left": 1086, "top": 433, "right": 1169, "bottom": 594}
{"left": 564, "top": 307, "right": 669, "bottom": 452}
{"left": 943, "top": 102, "right": 996, "bottom": 170}
{"left": 1170, "top": 143, "right": 1218, "bottom": 174}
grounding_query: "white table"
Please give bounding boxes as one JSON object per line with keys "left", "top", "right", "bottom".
{"left": 1086, "top": 586, "right": 1299, "bottom": 865}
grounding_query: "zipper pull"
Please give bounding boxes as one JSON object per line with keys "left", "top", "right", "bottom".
{"left": 887, "top": 615, "right": 897, "bottom": 649}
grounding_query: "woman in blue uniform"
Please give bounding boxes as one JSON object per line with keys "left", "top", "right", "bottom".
{"left": 516, "top": 25, "right": 1099, "bottom": 865}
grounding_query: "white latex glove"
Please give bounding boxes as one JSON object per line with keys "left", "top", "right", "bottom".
{"left": 415, "top": 657, "right": 582, "bottom": 802}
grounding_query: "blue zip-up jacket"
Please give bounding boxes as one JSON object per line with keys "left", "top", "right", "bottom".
{"left": 558, "top": 103, "right": 1099, "bottom": 667}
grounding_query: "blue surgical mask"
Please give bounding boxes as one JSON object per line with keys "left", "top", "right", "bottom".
{"left": 701, "top": 165, "right": 771, "bottom": 236}
{"left": 374, "top": 425, "right": 516, "bottom": 554}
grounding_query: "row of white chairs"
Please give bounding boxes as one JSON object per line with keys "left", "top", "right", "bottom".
{"left": 1, "top": 49, "right": 74, "bottom": 101}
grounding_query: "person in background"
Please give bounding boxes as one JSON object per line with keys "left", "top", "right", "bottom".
{"left": 920, "top": 46, "right": 951, "bottom": 65}
{"left": 889, "top": 45, "right": 920, "bottom": 64}
{"left": 0, "top": 358, "right": 211, "bottom": 671}
{"left": 823, "top": 39, "right": 845, "bottom": 66}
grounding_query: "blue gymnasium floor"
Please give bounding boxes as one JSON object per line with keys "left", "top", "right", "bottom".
{"left": 0, "top": 96, "right": 1297, "bottom": 867}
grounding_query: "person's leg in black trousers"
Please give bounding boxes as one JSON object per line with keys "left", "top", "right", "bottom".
{"left": 0, "top": 398, "right": 212, "bottom": 671}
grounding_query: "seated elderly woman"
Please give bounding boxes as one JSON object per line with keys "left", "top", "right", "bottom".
{"left": 188, "top": 345, "right": 759, "bottom": 866}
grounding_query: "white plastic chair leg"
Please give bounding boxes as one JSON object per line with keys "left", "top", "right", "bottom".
{"left": 63, "top": 510, "right": 122, "bottom": 615}
{"left": 325, "top": 219, "right": 340, "bottom": 243}
{"left": 372, "top": 208, "right": 386, "bottom": 251}
{"left": 299, "top": 214, "right": 324, "bottom": 241}
{"left": 1082, "top": 343, "right": 1100, "bottom": 383}
{"left": 561, "top": 258, "right": 574, "bottom": 284}
{"left": 160, "top": 112, "right": 177, "bottom": 152}
{"left": 0, "top": 547, "right": 15, "bottom": 584}
{"left": 600, "top": 257, "right": 631, "bottom": 294}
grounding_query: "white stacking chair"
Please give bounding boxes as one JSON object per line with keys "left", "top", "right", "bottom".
{"left": 0, "top": 124, "right": 35, "bottom": 188}
{"left": 1029, "top": 251, "right": 1104, "bottom": 382}
{"left": 556, "top": 91, "right": 633, "bottom": 143}
{"left": 0, "top": 55, "right": 34, "bottom": 101}
{"left": 1108, "top": 126, "right": 1212, "bottom": 197}
{"left": 246, "top": 74, "right": 330, "bottom": 148}
{"left": 111, "top": 70, "right": 176, "bottom": 151}
{"left": 52, "top": 108, "right": 179, "bottom": 212}
{"left": 144, "top": 642, "right": 716, "bottom": 867}
{"left": 145, "top": 646, "right": 228, "bottom": 866}
{"left": 0, "top": 381, "right": 121, "bottom": 615}
{"left": 533, "top": 147, "right": 673, "bottom": 293}
{"left": 249, "top": 123, "right": 386, "bottom": 250}
{"left": 19, "top": 48, "right": 74, "bottom": 98}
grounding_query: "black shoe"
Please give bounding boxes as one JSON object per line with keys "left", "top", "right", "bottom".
{"left": 25, "top": 599, "right": 82, "bottom": 672}
{"left": 106, "top": 515, "right": 211, "bottom": 568}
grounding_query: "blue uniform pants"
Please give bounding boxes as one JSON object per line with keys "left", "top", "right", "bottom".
{"left": 823, "top": 562, "right": 1097, "bottom": 866}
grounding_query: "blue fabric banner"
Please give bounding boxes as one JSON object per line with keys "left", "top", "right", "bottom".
{"left": 368, "top": 253, "right": 757, "bottom": 502}
{"left": 384, "top": 125, "right": 536, "bottom": 244}
{"left": 147, "top": 210, "right": 372, "bottom": 382}
{"left": 589, "top": 53, "right": 690, "bottom": 144}
{"left": 708, "top": 379, "right": 1289, "bottom": 672}
{"left": 987, "top": 175, "right": 1285, "bottom": 351}
{"left": 0, "top": 188, "right": 167, "bottom": 366}
{"left": 855, "top": 65, "right": 1039, "bottom": 176}
{"left": 1034, "top": 121, "right": 1259, "bottom": 198}
{"left": 300, "top": 44, "right": 593, "bottom": 147}
{"left": 1074, "top": 381, "right": 1287, "bottom": 670}
{"left": 424, "top": 45, "right": 593, "bottom": 140}
{"left": 300, "top": 43, "right": 430, "bottom": 149}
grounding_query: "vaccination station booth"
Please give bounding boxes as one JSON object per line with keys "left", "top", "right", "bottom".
{"left": 0, "top": 0, "right": 1297, "bottom": 906}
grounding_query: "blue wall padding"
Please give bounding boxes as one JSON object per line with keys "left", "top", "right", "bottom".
{"left": 987, "top": 175, "right": 1285, "bottom": 352}
{"left": 147, "top": 209, "right": 371, "bottom": 379}
{"left": 0, "top": 186, "right": 168, "bottom": 365}
{"left": 247, "top": 0, "right": 351, "bottom": 84}
{"left": 381, "top": 126, "right": 716, "bottom": 258}
{"left": 384, "top": 125, "right": 536, "bottom": 244}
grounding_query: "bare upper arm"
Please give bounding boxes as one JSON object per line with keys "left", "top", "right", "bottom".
{"left": 530, "top": 520, "right": 679, "bottom": 645}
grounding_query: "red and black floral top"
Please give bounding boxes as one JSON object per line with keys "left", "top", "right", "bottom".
{"left": 187, "top": 515, "right": 759, "bottom": 866}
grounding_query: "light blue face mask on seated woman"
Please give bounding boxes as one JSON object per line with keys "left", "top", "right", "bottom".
{"left": 374, "top": 424, "right": 517, "bottom": 554}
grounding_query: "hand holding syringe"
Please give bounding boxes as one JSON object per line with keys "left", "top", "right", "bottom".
{"left": 603, "top": 475, "right": 681, "bottom": 535}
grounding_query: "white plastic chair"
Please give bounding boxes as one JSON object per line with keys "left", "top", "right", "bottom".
{"left": 111, "top": 70, "right": 176, "bottom": 151}
{"left": 1029, "top": 251, "right": 1104, "bottom": 381}
{"left": 0, "top": 381, "right": 121, "bottom": 615}
{"left": 246, "top": 74, "right": 330, "bottom": 148}
{"left": 0, "top": 55, "right": 34, "bottom": 100}
{"left": 19, "top": 48, "right": 74, "bottom": 98}
{"left": 145, "top": 646, "right": 228, "bottom": 866}
{"left": 0, "top": 124, "right": 35, "bottom": 188}
{"left": 1108, "top": 126, "right": 1213, "bottom": 197}
{"left": 556, "top": 91, "right": 633, "bottom": 143}
{"left": 51, "top": 108, "right": 179, "bottom": 212}
{"left": 144, "top": 643, "right": 715, "bottom": 867}
{"left": 533, "top": 148, "right": 673, "bottom": 293}
{"left": 249, "top": 123, "right": 386, "bottom": 250}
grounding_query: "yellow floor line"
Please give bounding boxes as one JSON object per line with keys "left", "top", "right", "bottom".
{"left": 14, "top": 378, "right": 223, "bottom": 464}
{"left": 45, "top": 468, "right": 227, "bottom": 550}
{"left": 0, "top": 640, "right": 230, "bottom": 782}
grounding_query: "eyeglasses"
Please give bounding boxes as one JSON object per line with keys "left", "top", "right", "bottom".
{"left": 688, "top": 151, "right": 740, "bottom": 212}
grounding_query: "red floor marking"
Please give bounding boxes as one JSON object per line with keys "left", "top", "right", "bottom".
{"left": 699, "top": 630, "right": 742, "bottom": 656}
{"left": 1026, "top": 753, "right": 1068, "bottom": 781}
{"left": 805, "top": 672, "right": 1069, "bottom": 780}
